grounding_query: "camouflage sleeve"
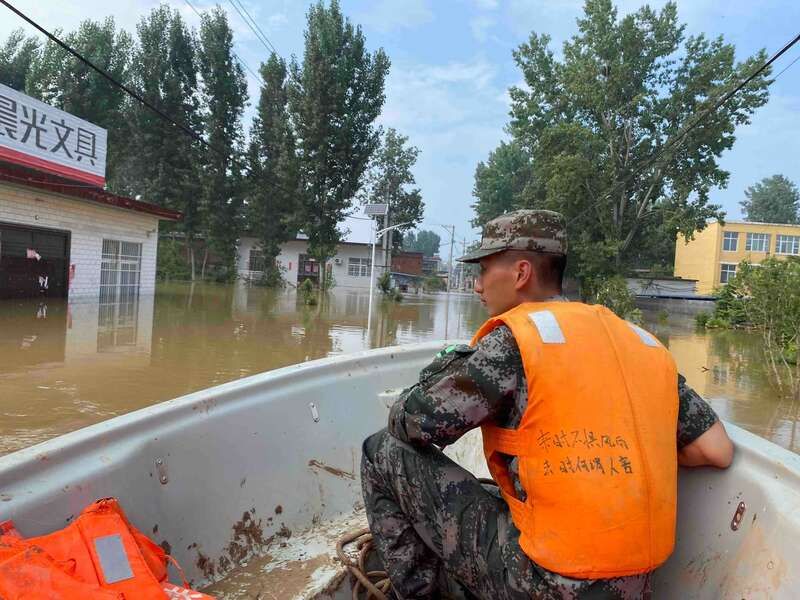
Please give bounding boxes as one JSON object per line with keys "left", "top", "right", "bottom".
{"left": 677, "top": 374, "right": 719, "bottom": 449}
{"left": 387, "top": 327, "right": 519, "bottom": 447}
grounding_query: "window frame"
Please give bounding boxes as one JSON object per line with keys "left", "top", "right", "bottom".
{"left": 100, "top": 239, "right": 142, "bottom": 304}
{"left": 248, "top": 248, "right": 265, "bottom": 272}
{"left": 745, "top": 232, "right": 770, "bottom": 253}
{"left": 719, "top": 262, "right": 737, "bottom": 284}
{"left": 775, "top": 234, "right": 800, "bottom": 256}
{"left": 347, "top": 257, "right": 371, "bottom": 277}
{"left": 722, "top": 231, "right": 739, "bottom": 252}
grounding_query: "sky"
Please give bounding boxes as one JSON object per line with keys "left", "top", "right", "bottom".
{"left": 2, "top": 0, "right": 799, "bottom": 255}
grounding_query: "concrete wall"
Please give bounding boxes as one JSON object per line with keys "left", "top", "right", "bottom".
{"left": 0, "top": 181, "right": 160, "bottom": 301}
{"left": 626, "top": 277, "right": 698, "bottom": 298}
{"left": 238, "top": 237, "right": 377, "bottom": 290}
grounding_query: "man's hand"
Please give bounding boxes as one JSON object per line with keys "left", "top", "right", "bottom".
{"left": 678, "top": 420, "right": 734, "bottom": 468}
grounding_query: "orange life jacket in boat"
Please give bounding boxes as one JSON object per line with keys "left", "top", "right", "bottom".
{"left": 472, "top": 301, "right": 679, "bottom": 579}
{"left": 0, "top": 497, "right": 213, "bottom": 599}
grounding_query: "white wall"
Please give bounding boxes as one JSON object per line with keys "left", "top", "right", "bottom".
{"left": 238, "top": 237, "right": 377, "bottom": 290}
{"left": 0, "top": 182, "right": 161, "bottom": 301}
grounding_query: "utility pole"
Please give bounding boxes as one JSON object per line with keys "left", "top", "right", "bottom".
{"left": 446, "top": 225, "right": 455, "bottom": 294}
{"left": 460, "top": 238, "right": 467, "bottom": 290}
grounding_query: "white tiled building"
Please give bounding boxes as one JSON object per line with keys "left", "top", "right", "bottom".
{"left": 0, "top": 164, "right": 180, "bottom": 301}
{"left": 238, "top": 216, "right": 381, "bottom": 290}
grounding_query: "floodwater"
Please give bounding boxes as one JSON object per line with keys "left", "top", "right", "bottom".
{"left": 0, "top": 282, "right": 797, "bottom": 455}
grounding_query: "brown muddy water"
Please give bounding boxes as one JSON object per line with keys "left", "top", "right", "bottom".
{"left": 0, "top": 282, "right": 797, "bottom": 455}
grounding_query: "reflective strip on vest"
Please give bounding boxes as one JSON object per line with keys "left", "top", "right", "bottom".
{"left": 627, "top": 322, "right": 659, "bottom": 347}
{"left": 528, "top": 310, "right": 565, "bottom": 344}
{"left": 94, "top": 534, "right": 134, "bottom": 584}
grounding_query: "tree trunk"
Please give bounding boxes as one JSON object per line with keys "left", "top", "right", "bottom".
{"left": 189, "top": 245, "right": 196, "bottom": 282}
{"left": 201, "top": 247, "right": 209, "bottom": 280}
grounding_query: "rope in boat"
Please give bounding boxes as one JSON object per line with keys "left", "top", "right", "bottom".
{"left": 336, "top": 480, "right": 498, "bottom": 599}
{"left": 336, "top": 528, "right": 392, "bottom": 600}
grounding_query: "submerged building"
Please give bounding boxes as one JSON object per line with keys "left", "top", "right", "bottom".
{"left": 0, "top": 83, "right": 179, "bottom": 301}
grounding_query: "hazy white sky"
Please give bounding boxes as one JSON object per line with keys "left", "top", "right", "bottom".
{"left": 3, "top": 0, "right": 799, "bottom": 252}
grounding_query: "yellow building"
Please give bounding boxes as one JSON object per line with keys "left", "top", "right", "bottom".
{"left": 674, "top": 220, "right": 800, "bottom": 295}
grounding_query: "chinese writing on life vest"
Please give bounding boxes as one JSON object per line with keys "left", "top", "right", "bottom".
{"left": 536, "top": 428, "right": 629, "bottom": 451}
{"left": 537, "top": 428, "right": 635, "bottom": 477}
{"left": 0, "top": 83, "right": 107, "bottom": 185}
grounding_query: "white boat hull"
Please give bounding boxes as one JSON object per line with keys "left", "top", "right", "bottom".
{"left": 0, "top": 342, "right": 797, "bottom": 598}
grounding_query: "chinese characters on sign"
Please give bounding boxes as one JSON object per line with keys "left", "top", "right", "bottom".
{"left": 537, "top": 428, "right": 636, "bottom": 477}
{"left": 0, "top": 83, "right": 107, "bottom": 186}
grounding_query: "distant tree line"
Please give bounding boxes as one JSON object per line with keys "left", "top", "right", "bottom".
{"left": 741, "top": 175, "right": 800, "bottom": 225}
{"left": 0, "top": 1, "right": 424, "bottom": 284}
{"left": 403, "top": 230, "right": 440, "bottom": 257}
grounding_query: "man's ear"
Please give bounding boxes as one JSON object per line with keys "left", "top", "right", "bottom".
{"left": 515, "top": 259, "right": 534, "bottom": 291}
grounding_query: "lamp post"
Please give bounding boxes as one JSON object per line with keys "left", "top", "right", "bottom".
{"left": 367, "top": 221, "right": 411, "bottom": 341}
{"left": 432, "top": 224, "right": 456, "bottom": 339}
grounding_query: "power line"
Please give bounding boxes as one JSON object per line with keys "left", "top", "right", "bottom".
{"left": 0, "top": 0, "right": 225, "bottom": 160}
{"left": 228, "top": 0, "right": 280, "bottom": 57}
{"left": 774, "top": 51, "right": 800, "bottom": 80}
{"left": 566, "top": 31, "right": 800, "bottom": 230}
{"left": 182, "top": 0, "right": 265, "bottom": 87}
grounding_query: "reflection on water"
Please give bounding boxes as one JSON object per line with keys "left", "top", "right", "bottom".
{"left": 0, "top": 283, "right": 796, "bottom": 456}
{"left": 645, "top": 312, "right": 799, "bottom": 455}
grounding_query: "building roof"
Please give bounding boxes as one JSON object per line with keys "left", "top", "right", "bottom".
{"left": 294, "top": 214, "right": 375, "bottom": 245}
{"left": 0, "top": 161, "right": 182, "bottom": 221}
{"left": 713, "top": 219, "right": 800, "bottom": 229}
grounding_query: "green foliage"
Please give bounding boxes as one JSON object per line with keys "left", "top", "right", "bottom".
{"left": 360, "top": 128, "right": 424, "bottom": 247}
{"left": 26, "top": 18, "right": 133, "bottom": 192}
{"left": 694, "top": 312, "right": 711, "bottom": 329}
{"left": 298, "top": 278, "right": 318, "bottom": 305}
{"left": 423, "top": 275, "right": 446, "bottom": 292}
{"left": 392, "top": 289, "right": 403, "bottom": 302}
{"left": 198, "top": 7, "right": 248, "bottom": 278}
{"left": 710, "top": 259, "right": 800, "bottom": 395}
{"left": 377, "top": 271, "right": 392, "bottom": 295}
{"left": 473, "top": 0, "right": 770, "bottom": 284}
{"left": 323, "top": 267, "right": 336, "bottom": 290}
{"left": 156, "top": 239, "right": 191, "bottom": 281}
{"left": 403, "top": 230, "right": 441, "bottom": 257}
{"left": 0, "top": 29, "right": 39, "bottom": 90}
{"left": 247, "top": 53, "right": 301, "bottom": 282}
{"left": 253, "top": 261, "right": 286, "bottom": 288}
{"left": 471, "top": 141, "right": 534, "bottom": 228}
{"left": 584, "top": 275, "right": 642, "bottom": 324}
{"left": 288, "top": 0, "right": 390, "bottom": 266}
{"left": 741, "top": 175, "right": 800, "bottom": 224}
{"left": 710, "top": 277, "right": 749, "bottom": 328}
{"left": 124, "top": 5, "right": 204, "bottom": 274}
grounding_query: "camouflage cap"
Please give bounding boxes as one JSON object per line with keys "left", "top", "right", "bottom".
{"left": 457, "top": 209, "right": 567, "bottom": 263}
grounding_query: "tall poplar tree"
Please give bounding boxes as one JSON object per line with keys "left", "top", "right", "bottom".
{"left": 288, "top": 0, "right": 390, "bottom": 269}
{"left": 247, "top": 53, "right": 301, "bottom": 285}
{"left": 0, "top": 29, "right": 39, "bottom": 90}
{"left": 198, "top": 7, "right": 248, "bottom": 280}
{"left": 360, "top": 127, "right": 424, "bottom": 249}
{"left": 26, "top": 18, "right": 132, "bottom": 190}
{"left": 126, "top": 6, "right": 204, "bottom": 276}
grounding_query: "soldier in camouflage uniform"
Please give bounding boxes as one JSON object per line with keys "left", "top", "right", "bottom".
{"left": 361, "top": 210, "right": 732, "bottom": 600}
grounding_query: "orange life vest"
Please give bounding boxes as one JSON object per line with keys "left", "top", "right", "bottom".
{"left": 472, "top": 301, "right": 678, "bottom": 579}
{"left": 0, "top": 497, "right": 213, "bottom": 599}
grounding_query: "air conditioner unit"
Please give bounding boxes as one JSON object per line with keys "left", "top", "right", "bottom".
{"left": 334, "top": 258, "right": 342, "bottom": 265}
